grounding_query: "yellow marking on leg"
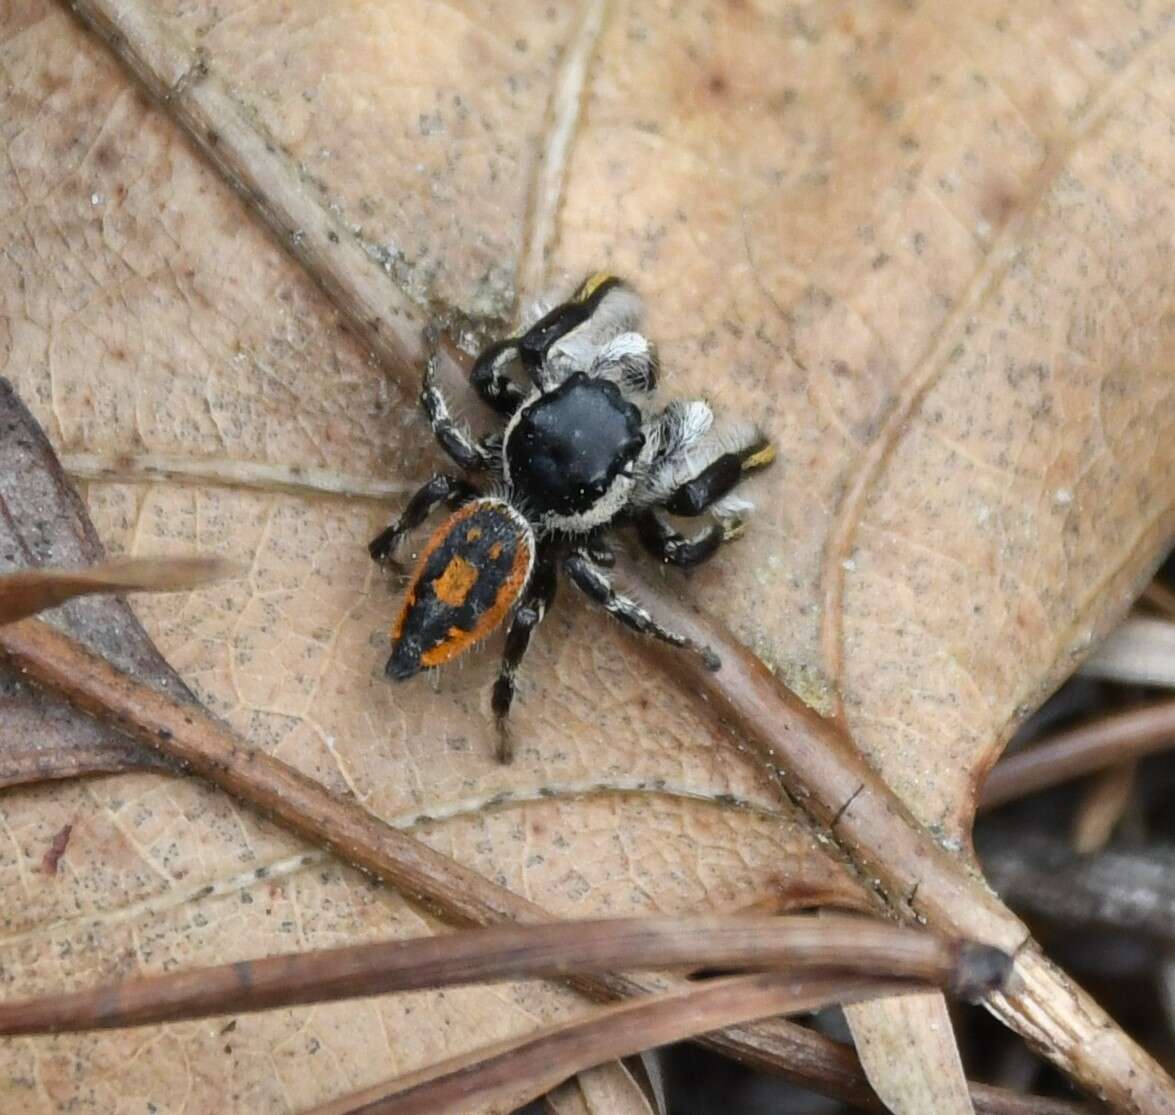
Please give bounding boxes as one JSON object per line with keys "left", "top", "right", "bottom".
{"left": 575, "top": 272, "right": 616, "bottom": 301}
{"left": 742, "top": 443, "right": 776, "bottom": 471}
{"left": 722, "top": 518, "right": 748, "bottom": 541}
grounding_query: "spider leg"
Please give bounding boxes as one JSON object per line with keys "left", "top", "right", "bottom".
{"left": 368, "top": 473, "right": 477, "bottom": 563}
{"left": 519, "top": 276, "right": 642, "bottom": 387}
{"left": 470, "top": 338, "right": 528, "bottom": 417}
{"left": 636, "top": 510, "right": 728, "bottom": 568}
{"left": 491, "top": 548, "right": 558, "bottom": 763}
{"left": 517, "top": 290, "right": 605, "bottom": 372}
{"left": 581, "top": 535, "right": 616, "bottom": 568}
{"left": 662, "top": 435, "right": 775, "bottom": 517}
{"left": 421, "top": 353, "right": 497, "bottom": 471}
{"left": 563, "top": 551, "right": 720, "bottom": 670}
{"left": 589, "top": 331, "right": 658, "bottom": 393}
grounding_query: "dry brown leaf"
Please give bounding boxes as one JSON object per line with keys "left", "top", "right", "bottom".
{"left": 544, "top": 1065, "right": 658, "bottom": 1115}
{"left": 572, "top": 1062, "right": 659, "bottom": 1115}
{"left": 0, "top": 380, "right": 176, "bottom": 787}
{"left": 1, "top": 0, "right": 1173, "bottom": 1111}
{"left": 0, "top": 4, "right": 849, "bottom": 1110}
{"left": 845, "top": 992, "right": 974, "bottom": 1115}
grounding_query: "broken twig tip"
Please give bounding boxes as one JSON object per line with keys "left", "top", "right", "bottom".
{"left": 698, "top": 645, "right": 722, "bottom": 672}
{"left": 0, "top": 554, "right": 242, "bottom": 626}
{"left": 951, "top": 942, "right": 1015, "bottom": 1002}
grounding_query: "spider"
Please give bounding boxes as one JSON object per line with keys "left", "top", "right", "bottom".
{"left": 369, "top": 273, "right": 774, "bottom": 761}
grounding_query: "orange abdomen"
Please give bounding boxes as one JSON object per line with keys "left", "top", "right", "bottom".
{"left": 386, "top": 499, "right": 535, "bottom": 680}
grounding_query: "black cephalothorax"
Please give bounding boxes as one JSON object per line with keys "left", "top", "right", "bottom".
{"left": 370, "top": 273, "right": 775, "bottom": 761}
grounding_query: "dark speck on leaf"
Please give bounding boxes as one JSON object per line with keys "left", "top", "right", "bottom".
{"left": 94, "top": 143, "right": 119, "bottom": 171}
{"left": 41, "top": 824, "right": 73, "bottom": 876}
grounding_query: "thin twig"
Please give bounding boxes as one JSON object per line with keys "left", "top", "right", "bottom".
{"left": 979, "top": 830, "right": 1175, "bottom": 939}
{"left": 0, "top": 915, "right": 1005, "bottom": 1036}
{"left": 0, "top": 616, "right": 1076, "bottom": 1115}
{"left": 980, "top": 699, "right": 1175, "bottom": 810}
{"left": 306, "top": 974, "right": 920, "bottom": 1115}
{"left": 1080, "top": 615, "right": 1175, "bottom": 689}
{"left": 620, "top": 587, "right": 1175, "bottom": 1111}
{"left": 0, "top": 616, "right": 540, "bottom": 929}
{"left": 0, "top": 556, "right": 238, "bottom": 626}
{"left": 1071, "top": 762, "right": 1136, "bottom": 855}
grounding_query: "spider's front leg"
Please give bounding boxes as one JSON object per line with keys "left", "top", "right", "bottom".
{"left": 563, "top": 550, "right": 720, "bottom": 671}
{"left": 635, "top": 418, "right": 774, "bottom": 567}
{"left": 635, "top": 510, "right": 725, "bottom": 568}
{"left": 588, "top": 331, "right": 658, "bottom": 394}
{"left": 368, "top": 474, "right": 476, "bottom": 563}
{"left": 470, "top": 339, "right": 528, "bottom": 417}
{"left": 660, "top": 432, "right": 775, "bottom": 518}
{"left": 491, "top": 548, "right": 558, "bottom": 763}
{"left": 421, "top": 353, "right": 498, "bottom": 471}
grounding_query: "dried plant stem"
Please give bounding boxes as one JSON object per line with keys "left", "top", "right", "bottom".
{"left": 0, "top": 915, "right": 1001, "bottom": 1036}
{"left": 1071, "top": 762, "right": 1136, "bottom": 855}
{"left": 307, "top": 974, "right": 918, "bottom": 1115}
{"left": 981, "top": 698, "right": 1175, "bottom": 810}
{"left": 55, "top": 1, "right": 1175, "bottom": 1109}
{"left": 0, "top": 617, "right": 534, "bottom": 928}
{"left": 0, "top": 556, "right": 238, "bottom": 625}
{"left": 623, "top": 588, "right": 1175, "bottom": 1113}
{"left": 1080, "top": 616, "right": 1175, "bottom": 688}
{"left": 979, "top": 831, "right": 1175, "bottom": 939}
{"left": 0, "top": 617, "right": 1077, "bottom": 1115}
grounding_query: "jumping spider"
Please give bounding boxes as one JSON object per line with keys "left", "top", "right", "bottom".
{"left": 370, "top": 274, "right": 774, "bottom": 761}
